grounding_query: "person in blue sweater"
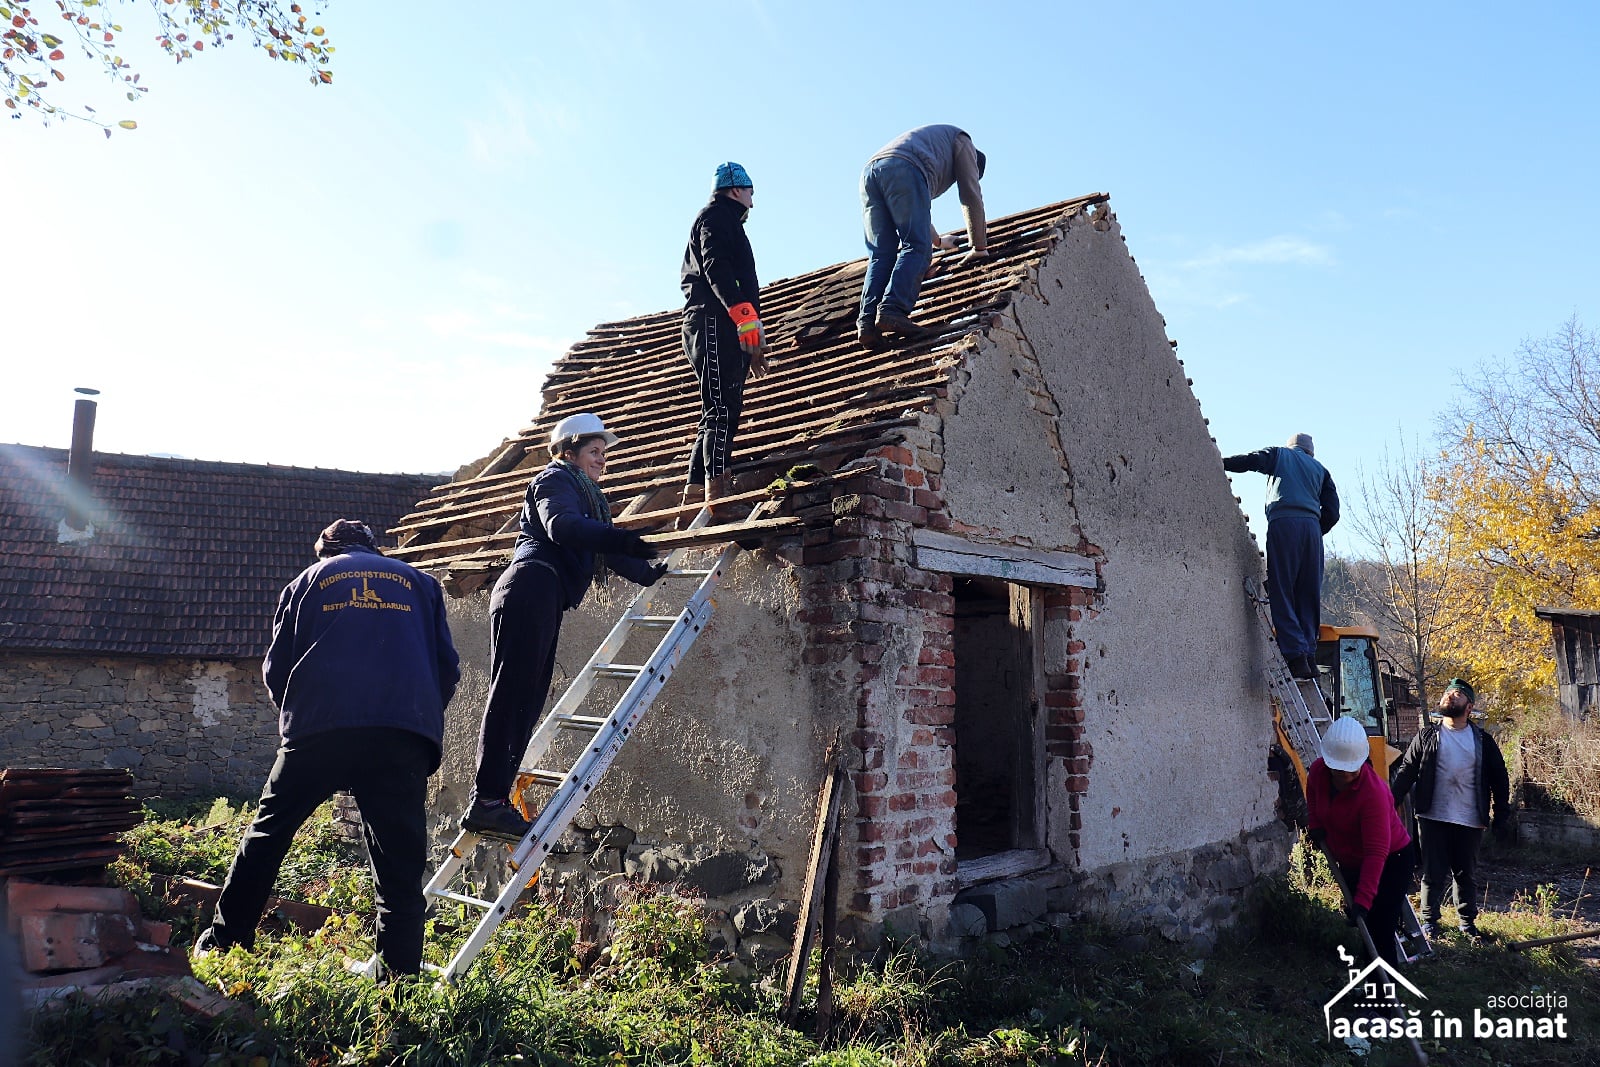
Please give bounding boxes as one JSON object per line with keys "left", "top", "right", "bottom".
{"left": 1224, "top": 433, "right": 1340, "bottom": 678}
{"left": 196, "top": 519, "right": 460, "bottom": 977}
{"left": 462, "top": 413, "right": 667, "bottom": 840}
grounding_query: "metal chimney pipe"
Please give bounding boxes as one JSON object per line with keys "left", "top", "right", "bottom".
{"left": 65, "top": 387, "right": 99, "bottom": 533}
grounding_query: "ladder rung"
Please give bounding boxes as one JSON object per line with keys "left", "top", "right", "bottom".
{"left": 627, "top": 614, "right": 682, "bottom": 629}
{"left": 429, "top": 888, "right": 496, "bottom": 910}
{"left": 519, "top": 768, "right": 566, "bottom": 787}
{"left": 594, "top": 663, "right": 646, "bottom": 678}
{"left": 555, "top": 713, "right": 610, "bottom": 731}
{"left": 669, "top": 568, "right": 715, "bottom": 577}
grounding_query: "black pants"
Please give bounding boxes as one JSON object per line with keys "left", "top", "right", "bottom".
{"left": 683, "top": 304, "right": 750, "bottom": 486}
{"left": 1340, "top": 847, "right": 1416, "bottom": 971}
{"left": 211, "top": 726, "right": 436, "bottom": 974}
{"left": 472, "top": 558, "right": 564, "bottom": 806}
{"left": 1417, "top": 818, "right": 1485, "bottom": 925}
{"left": 1266, "top": 514, "right": 1324, "bottom": 661}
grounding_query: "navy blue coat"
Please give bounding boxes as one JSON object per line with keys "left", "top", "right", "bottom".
{"left": 262, "top": 546, "right": 459, "bottom": 757}
{"left": 511, "top": 463, "right": 660, "bottom": 609}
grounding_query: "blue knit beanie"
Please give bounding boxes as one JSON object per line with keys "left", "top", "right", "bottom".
{"left": 714, "top": 162, "right": 753, "bottom": 190}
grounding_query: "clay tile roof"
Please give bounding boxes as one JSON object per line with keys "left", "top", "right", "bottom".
{"left": 0, "top": 446, "right": 443, "bottom": 658}
{"left": 390, "top": 193, "right": 1109, "bottom": 573}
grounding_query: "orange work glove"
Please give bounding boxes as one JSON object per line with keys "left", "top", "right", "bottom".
{"left": 728, "top": 301, "right": 765, "bottom": 356}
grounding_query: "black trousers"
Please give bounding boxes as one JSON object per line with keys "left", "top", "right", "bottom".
{"left": 683, "top": 304, "right": 750, "bottom": 486}
{"left": 1339, "top": 847, "right": 1416, "bottom": 971}
{"left": 211, "top": 726, "right": 436, "bottom": 974}
{"left": 472, "top": 558, "right": 564, "bottom": 805}
{"left": 1417, "top": 817, "right": 1485, "bottom": 925}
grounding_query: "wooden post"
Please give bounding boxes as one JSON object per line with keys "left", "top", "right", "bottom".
{"left": 782, "top": 751, "right": 846, "bottom": 1026}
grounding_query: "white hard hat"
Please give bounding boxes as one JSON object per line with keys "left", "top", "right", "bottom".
{"left": 548, "top": 412, "right": 619, "bottom": 453}
{"left": 1321, "top": 717, "right": 1370, "bottom": 773}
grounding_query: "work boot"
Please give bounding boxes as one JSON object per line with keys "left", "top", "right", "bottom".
{"left": 1420, "top": 920, "right": 1441, "bottom": 941}
{"left": 461, "top": 800, "right": 531, "bottom": 841}
{"left": 1289, "top": 655, "right": 1318, "bottom": 680}
{"left": 190, "top": 926, "right": 223, "bottom": 960}
{"left": 857, "top": 323, "right": 889, "bottom": 351}
{"left": 875, "top": 309, "right": 937, "bottom": 341}
{"left": 1459, "top": 921, "right": 1490, "bottom": 945}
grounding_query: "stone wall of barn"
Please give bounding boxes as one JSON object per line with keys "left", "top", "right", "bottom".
{"left": 0, "top": 651, "right": 278, "bottom": 797}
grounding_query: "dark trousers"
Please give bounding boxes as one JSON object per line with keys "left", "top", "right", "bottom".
{"left": 472, "top": 558, "right": 564, "bottom": 805}
{"left": 683, "top": 304, "right": 749, "bottom": 486}
{"left": 1266, "top": 514, "right": 1324, "bottom": 660}
{"left": 1417, "top": 818, "right": 1485, "bottom": 925}
{"left": 211, "top": 726, "right": 436, "bottom": 974}
{"left": 1340, "top": 847, "right": 1416, "bottom": 971}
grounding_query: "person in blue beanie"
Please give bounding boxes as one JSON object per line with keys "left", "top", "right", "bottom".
{"left": 680, "top": 161, "right": 769, "bottom": 514}
{"left": 195, "top": 519, "right": 460, "bottom": 977}
{"left": 1224, "top": 433, "right": 1340, "bottom": 678}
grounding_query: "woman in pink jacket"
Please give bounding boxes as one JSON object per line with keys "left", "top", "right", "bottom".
{"left": 1306, "top": 716, "right": 1415, "bottom": 970}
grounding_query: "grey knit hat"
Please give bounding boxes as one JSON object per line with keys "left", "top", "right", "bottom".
{"left": 1286, "top": 433, "right": 1315, "bottom": 456}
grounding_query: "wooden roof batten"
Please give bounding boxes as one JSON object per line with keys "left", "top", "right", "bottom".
{"left": 391, "top": 194, "right": 1111, "bottom": 577}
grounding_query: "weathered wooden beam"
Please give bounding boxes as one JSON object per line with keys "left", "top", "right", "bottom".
{"left": 911, "top": 529, "right": 1097, "bottom": 588}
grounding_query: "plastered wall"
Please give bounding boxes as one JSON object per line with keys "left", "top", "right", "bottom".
{"left": 435, "top": 552, "right": 827, "bottom": 896}
{"left": 940, "top": 214, "right": 1279, "bottom": 872}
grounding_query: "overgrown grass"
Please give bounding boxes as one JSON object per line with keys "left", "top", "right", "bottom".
{"left": 21, "top": 811, "right": 1600, "bottom": 1065}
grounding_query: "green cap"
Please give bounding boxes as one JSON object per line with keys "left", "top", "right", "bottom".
{"left": 1443, "top": 678, "right": 1475, "bottom": 704}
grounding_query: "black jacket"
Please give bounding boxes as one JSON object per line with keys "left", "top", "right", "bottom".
{"left": 680, "top": 194, "right": 760, "bottom": 316}
{"left": 1390, "top": 720, "right": 1510, "bottom": 829}
{"left": 510, "top": 463, "right": 660, "bottom": 610}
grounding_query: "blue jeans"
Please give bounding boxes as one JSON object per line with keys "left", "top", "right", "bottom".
{"left": 1265, "top": 514, "right": 1323, "bottom": 660}
{"left": 858, "top": 156, "right": 932, "bottom": 329}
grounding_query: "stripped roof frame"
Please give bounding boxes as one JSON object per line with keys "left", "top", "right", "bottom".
{"left": 390, "top": 194, "right": 1110, "bottom": 574}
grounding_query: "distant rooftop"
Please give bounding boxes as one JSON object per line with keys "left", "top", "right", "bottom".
{"left": 0, "top": 445, "right": 442, "bottom": 658}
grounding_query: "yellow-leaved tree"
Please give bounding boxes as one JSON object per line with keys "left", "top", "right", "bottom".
{"left": 1432, "top": 318, "right": 1600, "bottom": 712}
{"left": 2, "top": 0, "right": 333, "bottom": 133}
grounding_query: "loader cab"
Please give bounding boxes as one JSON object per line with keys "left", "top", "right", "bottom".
{"left": 1314, "top": 624, "right": 1399, "bottom": 777}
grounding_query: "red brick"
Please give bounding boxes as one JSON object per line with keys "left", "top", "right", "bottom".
{"left": 18, "top": 912, "right": 138, "bottom": 972}
{"left": 911, "top": 489, "right": 944, "bottom": 510}
{"left": 897, "top": 750, "right": 923, "bottom": 769}
{"left": 876, "top": 445, "right": 916, "bottom": 467}
{"left": 905, "top": 706, "right": 955, "bottom": 725}
{"left": 888, "top": 793, "right": 917, "bottom": 813}
{"left": 857, "top": 795, "right": 886, "bottom": 818}
{"left": 903, "top": 469, "right": 926, "bottom": 488}
{"left": 1066, "top": 774, "right": 1090, "bottom": 793}
{"left": 857, "top": 845, "right": 886, "bottom": 866}
{"left": 6, "top": 881, "right": 139, "bottom": 918}
{"left": 854, "top": 771, "right": 888, "bottom": 793}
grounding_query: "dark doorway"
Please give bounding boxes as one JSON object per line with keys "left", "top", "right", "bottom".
{"left": 952, "top": 576, "right": 1039, "bottom": 860}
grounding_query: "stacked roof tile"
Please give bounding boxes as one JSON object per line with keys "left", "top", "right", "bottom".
{"left": 0, "top": 446, "right": 442, "bottom": 658}
{"left": 390, "top": 194, "right": 1109, "bottom": 573}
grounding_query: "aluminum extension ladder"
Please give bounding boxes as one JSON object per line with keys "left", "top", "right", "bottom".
{"left": 1248, "top": 578, "right": 1433, "bottom": 963}
{"left": 413, "top": 502, "right": 767, "bottom": 982}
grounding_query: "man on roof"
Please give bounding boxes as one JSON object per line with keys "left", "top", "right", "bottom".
{"left": 1223, "top": 433, "right": 1340, "bottom": 679}
{"left": 680, "top": 161, "right": 770, "bottom": 516}
{"left": 856, "top": 124, "right": 989, "bottom": 350}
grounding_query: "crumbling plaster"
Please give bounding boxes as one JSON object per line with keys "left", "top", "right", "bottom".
{"left": 943, "top": 213, "right": 1279, "bottom": 872}
{"left": 435, "top": 554, "right": 826, "bottom": 898}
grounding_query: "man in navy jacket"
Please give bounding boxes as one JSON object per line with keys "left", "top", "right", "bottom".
{"left": 1224, "top": 433, "right": 1340, "bottom": 678}
{"left": 195, "top": 519, "right": 459, "bottom": 977}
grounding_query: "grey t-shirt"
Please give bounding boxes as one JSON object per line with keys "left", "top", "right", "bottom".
{"left": 1422, "top": 722, "right": 1483, "bottom": 828}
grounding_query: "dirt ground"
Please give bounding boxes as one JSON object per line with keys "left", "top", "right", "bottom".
{"left": 1475, "top": 844, "right": 1600, "bottom": 964}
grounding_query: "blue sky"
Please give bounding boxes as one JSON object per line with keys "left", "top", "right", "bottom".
{"left": 3, "top": 1, "right": 1596, "bottom": 554}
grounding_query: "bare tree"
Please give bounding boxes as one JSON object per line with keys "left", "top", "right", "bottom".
{"left": 1451, "top": 315, "right": 1600, "bottom": 508}
{"left": 1348, "top": 433, "right": 1473, "bottom": 724}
